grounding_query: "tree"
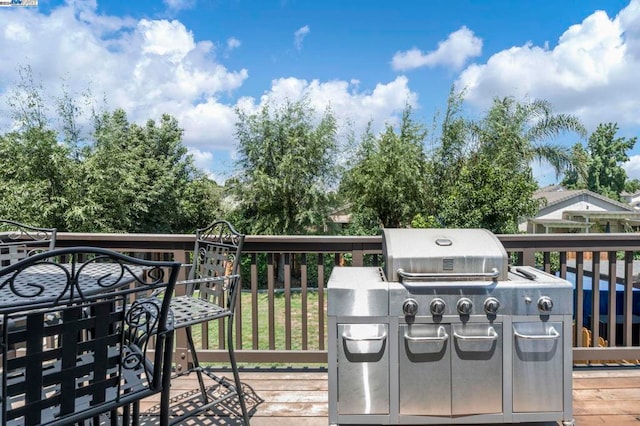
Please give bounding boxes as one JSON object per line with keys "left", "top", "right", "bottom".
{"left": 428, "top": 88, "right": 471, "bottom": 219}
{"left": 233, "top": 98, "right": 339, "bottom": 235}
{"left": 561, "top": 143, "right": 590, "bottom": 189}
{"left": 71, "top": 109, "right": 219, "bottom": 233}
{"left": 429, "top": 94, "right": 586, "bottom": 233}
{"left": 0, "top": 126, "right": 73, "bottom": 229}
{"left": 436, "top": 149, "right": 539, "bottom": 233}
{"left": 1, "top": 71, "right": 222, "bottom": 233}
{"left": 340, "top": 105, "right": 429, "bottom": 228}
{"left": 562, "top": 123, "right": 637, "bottom": 200}
{"left": 585, "top": 123, "right": 636, "bottom": 200}
{"left": 472, "top": 97, "right": 586, "bottom": 178}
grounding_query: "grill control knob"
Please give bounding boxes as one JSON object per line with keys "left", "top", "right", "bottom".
{"left": 430, "top": 298, "right": 446, "bottom": 316}
{"left": 484, "top": 297, "right": 500, "bottom": 315}
{"left": 403, "top": 298, "right": 419, "bottom": 316}
{"left": 538, "top": 296, "right": 553, "bottom": 313}
{"left": 457, "top": 298, "right": 473, "bottom": 315}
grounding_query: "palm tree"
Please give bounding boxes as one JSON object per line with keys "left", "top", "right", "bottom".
{"left": 472, "top": 96, "right": 587, "bottom": 178}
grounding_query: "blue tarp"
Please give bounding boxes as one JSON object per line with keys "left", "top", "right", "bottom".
{"left": 565, "top": 271, "right": 640, "bottom": 326}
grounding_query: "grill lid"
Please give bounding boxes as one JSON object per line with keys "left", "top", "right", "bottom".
{"left": 382, "top": 228, "right": 508, "bottom": 283}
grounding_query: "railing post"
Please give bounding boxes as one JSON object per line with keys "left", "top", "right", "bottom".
{"left": 608, "top": 251, "right": 617, "bottom": 347}
{"left": 352, "top": 246, "right": 364, "bottom": 267}
{"left": 575, "top": 252, "right": 584, "bottom": 347}
{"left": 624, "top": 251, "right": 634, "bottom": 347}
{"left": 172, "top": 249, "right": 190, "bottom": 374}
{"left": 522, "top": 249, "right": 536, "bottom": 267}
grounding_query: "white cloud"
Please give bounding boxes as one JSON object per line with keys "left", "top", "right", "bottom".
{"left": 456, "top": 1, "right": 640, "bottom": 131}
{"left": 139, "top": 19, "right": 195, "bottom": 60}
{"left": 392, "top": 26, "right": 483, "bottom": 71}
{"left": 163, "top": 0, "right": 196, "bottom": 12}
{"left": 238, "top": 75, "right": 418, "bottom": 142}
{"left": 227, "top": 37, "right": 241, "bottom": 50}
{"left": 294, "top": 25, "right": 310, "bottom": 51}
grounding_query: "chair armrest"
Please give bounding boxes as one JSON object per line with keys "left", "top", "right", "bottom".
{"left": 175, "top": 275, "right": 228, "bottom": 286}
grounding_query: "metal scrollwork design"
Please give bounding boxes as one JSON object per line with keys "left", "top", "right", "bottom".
{"left": 121, "top": 345, "right": 144, "bottom": 370}
{"left": 125, "top": 300, "right": 161, "bottom": 345}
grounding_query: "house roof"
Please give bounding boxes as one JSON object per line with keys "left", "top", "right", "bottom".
{"left": 534, "top": 186, "right": 634, "bottom": 212}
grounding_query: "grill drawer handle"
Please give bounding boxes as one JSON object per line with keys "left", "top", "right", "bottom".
{"left": 514, "top": 326, "right": 560, "bottom": 340}
{"left": 453, "top": 326, "right": 498, "bottom": 341}
{"left": 404, "top": 326, "right": 449, "bottom": 342}
{"left": 397, "top": 268, "right": 500, "bottom": 282}
{"left": 342, "top": 329, "right": 387, "bottom": 342}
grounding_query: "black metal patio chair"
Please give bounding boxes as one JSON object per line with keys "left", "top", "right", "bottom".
{"left": 0, "top": 247, "right": 181, "bottom": 426}
{"left": 0, "top": 219, "right": 57, "bottom": 268}
{"left": 152, "top": 220, "right": 250, "bottom": 425}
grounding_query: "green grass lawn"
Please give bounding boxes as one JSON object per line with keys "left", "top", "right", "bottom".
{"left": 189, "top": 289, "right": 328, "bottom": 355}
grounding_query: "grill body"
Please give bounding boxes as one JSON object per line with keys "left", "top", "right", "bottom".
{"left": 328, "top": 229, "right": 574, "bottom": 425}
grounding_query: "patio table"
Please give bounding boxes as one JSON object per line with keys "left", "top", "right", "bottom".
{"left": 0, "top": 262, "right": 145, "bottom": 310}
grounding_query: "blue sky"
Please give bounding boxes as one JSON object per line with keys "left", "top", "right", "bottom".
{"left": 1, "top": 0, "right": 639, "bottom": 185}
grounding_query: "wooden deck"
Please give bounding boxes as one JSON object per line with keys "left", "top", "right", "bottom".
{"left": 139, "top": 366, "right": 640, "bottom": 425}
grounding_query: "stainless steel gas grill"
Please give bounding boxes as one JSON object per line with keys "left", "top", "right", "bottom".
{"left": 328, "top": 228, "right": 574, "bottom": 426}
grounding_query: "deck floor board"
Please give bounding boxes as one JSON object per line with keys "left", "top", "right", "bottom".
{"left": 140, "top": 367, "right": 640, "bottom": 425}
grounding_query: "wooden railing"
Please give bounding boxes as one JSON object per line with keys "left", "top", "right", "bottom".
{"left": 53, "top": 232, "right": 640, "bottom": 365}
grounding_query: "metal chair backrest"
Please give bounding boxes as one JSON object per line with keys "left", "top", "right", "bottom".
{"left": 187, "top": 220, "right": 245, "bottom": 310}
{"left": 0, "top": 247, "right": 180, "bottom": 425}
{"left": 0, "top": 219, "right": 57, "bottom": 268}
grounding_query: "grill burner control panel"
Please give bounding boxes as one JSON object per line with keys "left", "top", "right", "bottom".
{"left": 401, "top": 293, "right": 559, "bottom": 318}
{"left": 389, "top": 269, "right": 572, "bottom": 318}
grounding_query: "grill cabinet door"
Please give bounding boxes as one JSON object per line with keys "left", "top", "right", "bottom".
{"left": 451, "top": 323, "right": 503, "bottom": 415}
{"left": 337, "top": 324, "right": 389, "bottom": 415}
{"left": 399, "top": 323, "right": 451, "bottom": 416}
{"left": 512, "top": 322, "right": 564, "bottom": 413}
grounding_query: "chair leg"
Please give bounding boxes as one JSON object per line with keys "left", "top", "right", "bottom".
{"left": 160, "top": 332, "right": 174, "bottom": 426}
{"left": 121, "top": 404, "right": 130, "bottom": 425}
{"left": 227, "top": 315, "right": 250, "bottom": 425}
{"left": 185, "top": 325, "right": 209, "bottom": 404}
{"left": 110, "top": 409, "right": 118, "bottom": 426}
{"left": 130, "top": 401, "right": 140, "bottom": 426}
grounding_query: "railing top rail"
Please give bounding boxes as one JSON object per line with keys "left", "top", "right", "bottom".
{"left": 498, "top": 232, "right": 640, "bottom": 251}
{"left": 52, "top": 231, "right": 640, "bottom": 253}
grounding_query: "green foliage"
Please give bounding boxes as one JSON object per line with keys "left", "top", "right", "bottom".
{"left": 429, "top": 88, "right": 470, "bottom": 200}
{"left": 340, "top": 208, "right": 382, "bottom": 236}
{"left": 562, "top": 123, "right": 638, "bottom": 201}
{"left": 472, "top": 97, "right": 585, "bottom": 177}
{"left": 624, "top": 178, "right": 640, "bottom": 194}
{"left": 341, "top": 104, "right": 429, "bottom": 228}
{"left": 7, "top": 65, "right": 48, "bottom": 131}
{"left": 0, "top": 74, "right": 222, "bottom": 233}
{"left": 0, "top": 126, "right": 73, "bottom": 228}
{"left": 410, "top": 213, "right": 439, "bottom": 229}
{"left": 233, "top": 98, "right": 339, "bottom": 235}
{"left": 436, "top": 152, "right": 538, "bottom": 233}
{"left": 562, "top": 143, "right": 590, "bottom": 189}
{"left": 427, "top": 93, "right": 585, "bottom": 233}
{"left": 585, "top": 123, "right": 636, "bottom": 200}
{"left": 534, "top": 251, "right": 561, "bottom": 274}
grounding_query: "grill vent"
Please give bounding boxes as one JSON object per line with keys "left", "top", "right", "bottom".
{"left": 443, "top": 258, "right": 454, "bottom": 271}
